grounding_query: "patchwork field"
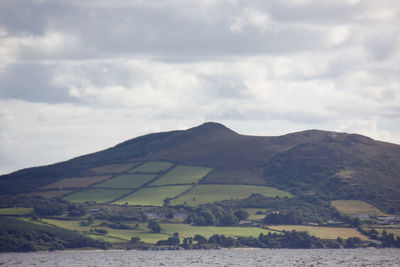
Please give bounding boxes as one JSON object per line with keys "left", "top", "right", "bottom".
{"left": 43, "top": 175, "right": 111, "bottom": 189}
{"left": 331, "top": 200, "right": 387, "bottom": 216}
{"left": 88, "top": 162, "right": 138, "bottom": 174}
{"left": 268, "top": 225, "right": 369, "bottom": 240}
{"left": 64, "top": 188, "right": 131, "bottom": 203}
{"left": 94, "top": 174, "right": 156, "bottom": 189}
{"left": 42, "top": 219, "right": 278, "bottom": 244}
{"left": 172, "top": 185, "right": 292, "bottom": 206}
{"left": 150, "top": 165, "right": 212, "bottom": 186}
{"left": 25, "top": 190, "right": 73, "bottom": 199}
{"left": 0, "top": 207, "right": 34, "bottom": 215}
{"left": 131, "top": 161, "right": 173, "bottom": 173}
{"left": 113, "top": 185, "right": 192, "bottom": 206}
{"left": 159, "top": 223, "right": 277, "bottom": 239}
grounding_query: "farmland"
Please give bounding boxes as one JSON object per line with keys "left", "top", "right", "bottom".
{"left": 150, "top": 165, "right": 212, "bottom": 186}
{"left": 131, "top": 161, "right": 173, "bottom": 173}
{"left": 268, "top": 225, "right": 369, "bottom": 240}
{"left": 159, "top": 223, "right": 276, "bottom": 239}
{"left": 94, "top": 174, "right": 156, "bottom": 189}
{"left": 25, "top": 190, "right": 73, "bottom": 199}
{"left": 64, "top": 188, "right": 131, "bottom": 203}
{"left": 113, "top": 185, "right": 192, "bottom": 206}
{"left": 43, "top": 175, "right": 111, "bottom": 189}
{"left": 172, "top": 185, "right": 292, "bottom": 206}
{"left": 331, "top": 200, "right": 387, "bottom": 216}
{"left": 88, "top": 162, "right": 138, "bottom": 174}
{"left": 41, "top": 218, "right": 277, "bottom": 244}
{"left": 0, "top": 207, "right": 34, "bottom": 215}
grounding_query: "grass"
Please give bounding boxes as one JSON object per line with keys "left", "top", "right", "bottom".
{"left": 159, "top": 223, "right": 277, "bottom": 239}
{"left": 331, "top": 200, "right": 387, "bottom": 216}
{"left": 150, "top": 165, "right": 212, "bottom": 186}
{"left": 94, "top": 174, "right": 156, "bottom": 189}
{"left": 172, "top": 185, "right": 292, "bottom": 206}
{"left": 64, "top": 188, "right": 131, "bottom": 203}
{"left": 113, "top": 185, "right": 192, "bottom": 206}
{"left": 243, "top": 208, "right": 268, "bottom": 221}
{"left": 268, "top": 225, "right": 369, "bottom": 241}
{"left": 131, "top": 161, "right": 173, "bottom": 173}
{"left": 42, "top": 218, "right": 278, "bottom": 244}
{"left": 88, "top": 162, "right": 138, "bottom": 174}
{"left": 24, "top": 190, "right": 73, "bottom": 199}
{"left": 43, "top": 175, "right": 111, "bottom": 189}
{"left": 0, "top": 207, "right": 34, "bottom": 215}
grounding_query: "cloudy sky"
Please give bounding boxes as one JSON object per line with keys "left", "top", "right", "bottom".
{"left": 0, "top": 0, "right": 399, "bottom": 174}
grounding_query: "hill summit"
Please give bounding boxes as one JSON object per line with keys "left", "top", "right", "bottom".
{"left": 1, "top": 122, "right": 400, "bottom": 213}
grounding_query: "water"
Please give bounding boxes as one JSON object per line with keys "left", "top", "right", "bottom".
{"left": 1, "top": 249, "right": 399, "bottom": 267}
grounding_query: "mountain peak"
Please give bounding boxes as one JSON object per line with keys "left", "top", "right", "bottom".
{"left": 187, "top": 122, "right": 237, "bottom": 135}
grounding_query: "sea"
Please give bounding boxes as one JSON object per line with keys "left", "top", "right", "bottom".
{"left": 1, "top": 248, "right": 399, "bottom": 267}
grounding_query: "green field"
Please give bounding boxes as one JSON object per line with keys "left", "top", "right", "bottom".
{"left": 131, "top": 161, "right": 174, "bottom": 173}
{"left": 64, "top": 188, "right": 131, "bottom": 203}
{"left": 150, "top": 165, "right": 212, "bottom": 186}
{"left": 159, "top": 223, "right": 276, "bottom": 239}
{"left": 113, "top": 185, "right": 192, "bottom": 206}
{"left": 331, "top": 200, "right": 387, "bottom": 216}
{"left": 44, "top": 175, "right": 111, "bottom": 189}
{"left": 0, "top": 207, "right": 34, "bottom": 215}
{"left": 268, "top": 225, "right": 369, "bottom": 240}
{"left": 244, "top": 208, "right": 269, "bottom": 221}
{"left": 172, "top": 185, "right": 292, "bottom": 206}
{"left": 94, "top": 174, "right": 156, "bottom": 189}
{"left": 41, "top": 218, "right": 277, "bottom": 244}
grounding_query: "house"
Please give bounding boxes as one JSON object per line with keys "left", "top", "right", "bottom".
{"left": 239, "top": 220, "right": 252, "bottom": 225}
{"left": 87, "top": 208, "right": 99, "bottom": 214}
{"left": 144, "top": 212, "right": 165, "bottom": 219}
{"left": 173, "top": 213, "right": 188, "bottom": 220}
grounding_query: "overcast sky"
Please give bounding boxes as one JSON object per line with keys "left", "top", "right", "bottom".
{"left": 0, "top": 0, "right": 399, "bottom": 174}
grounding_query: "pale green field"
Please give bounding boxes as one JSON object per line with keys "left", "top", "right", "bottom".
{"left": 244, "top": 208, "right": 268, "bottom": 221}
{"left": 172, "top": 185, "right": 292, "bottom": 206}
{"left": 331, "top": 200, "right": 387, "bottom": 216}
{"left": 42, "top": 218, "right": 277, "bottom": 244}
{"left": 131, "top": 161, "right": 174, "bottom": 173}
{"left": 113, "top": 185, "right": 192, "bottom": 206}
{"left": 150, "top": 165, "right": 212, "bottom": 186}
{"left": 64, "top": 188, "right": 131, "bottom": 203}
{"left": 269, "top": 225, "right": 369, "bottom": 240}
{"left": 0, "top": 207, "right": 34, "bottom": 215}
{"left": 159, "top": 223, "right": 276, "bottom": 239}
{"left": 94, "top": 174, "right": 156, "bottom": 189}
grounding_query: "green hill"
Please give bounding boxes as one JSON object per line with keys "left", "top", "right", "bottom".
{"left": 1, "top": 122, "right": 400, "bottom": 213}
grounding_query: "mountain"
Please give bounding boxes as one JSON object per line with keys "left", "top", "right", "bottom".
{"left": 1, "top": 122, "right": 400, "bottom": 212}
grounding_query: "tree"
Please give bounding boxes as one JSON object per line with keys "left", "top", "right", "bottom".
{"left": 130, "top": 237, "right": 141, "bottom": 243}
{"left": 147, "top": 220, "right": 161, "bottom": 233}
{"left": 234, "top": 210, "right": 249, "bottom": 220}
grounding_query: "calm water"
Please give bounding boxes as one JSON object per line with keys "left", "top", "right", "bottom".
{"left": 1, "top": 249, "right": 399, "bottom": 267}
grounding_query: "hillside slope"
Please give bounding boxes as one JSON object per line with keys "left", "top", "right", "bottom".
{"left": 1, "top": 122, "right": 400, "bottom": 212}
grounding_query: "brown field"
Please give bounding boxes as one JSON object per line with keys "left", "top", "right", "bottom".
{"left": 268, "top": 225, "right": 369, "bottom": 240}
{"left": 24, "top": 190, "right": 73, "bottom": 199}
{"left": 88, "top": 162, "right": 138, "bottom": 174}
{"left": 331, "top": 200, "right": 387, "bottom": 216}
{"left": 43, "top": 175, "right": 111, "bottom": 189}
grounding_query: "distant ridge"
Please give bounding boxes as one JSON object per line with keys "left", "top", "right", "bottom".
{"left": 1, "top": 122, "right": 400, "bottom": 213}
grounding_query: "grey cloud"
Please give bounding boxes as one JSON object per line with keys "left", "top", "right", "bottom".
{"left": 0, "top": 63, "right": 75, "bottom": 103}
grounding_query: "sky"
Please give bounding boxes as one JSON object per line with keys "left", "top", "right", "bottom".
{"left": 0, "top": 0, "right": 399, "bottom": 175}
